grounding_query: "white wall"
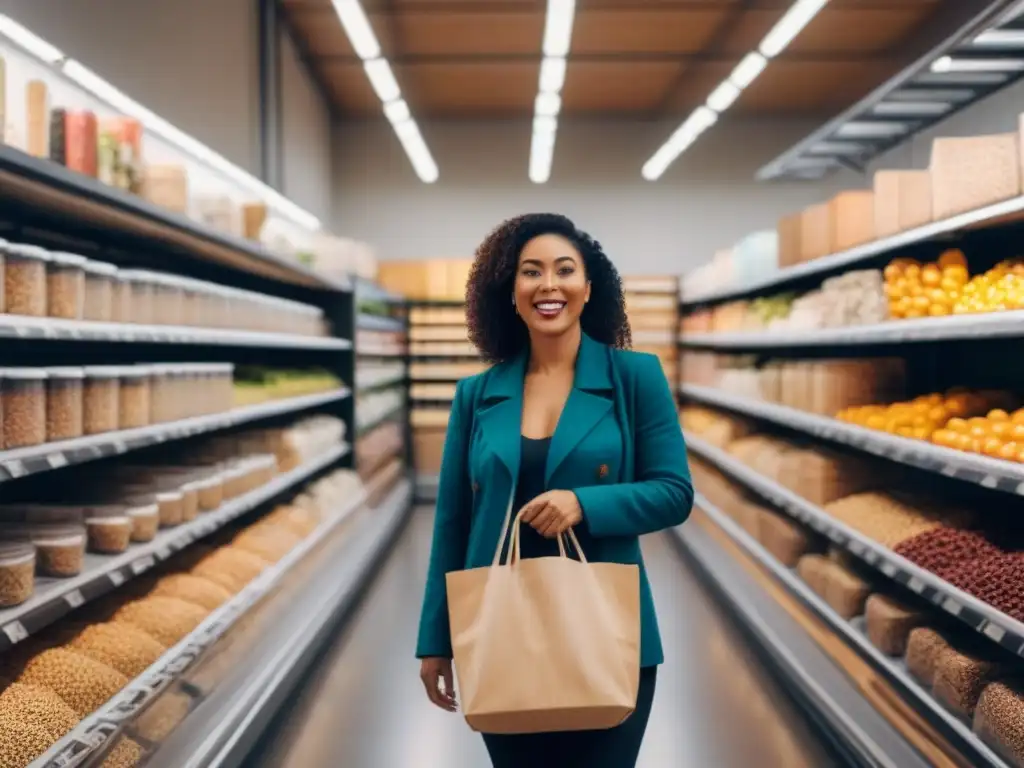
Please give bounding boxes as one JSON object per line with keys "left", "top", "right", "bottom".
{"left": 332, "top": 117, "right": 858, "bottom": 274}
{"left": 280, "top": 29, "right": 333, "bottom": 223}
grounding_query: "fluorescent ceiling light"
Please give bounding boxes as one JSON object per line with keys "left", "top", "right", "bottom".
{"left": 760, "top": 0, "right": 829, "bottom": 58}
{"left": 972, "top": 29, "right": 1024, "bottom": 47}
{"left": 706, "top": 80, "right": 741, "bottom": 112}
{"left": 535, "top": 92, "right": 561, "bottom": 116}
{"left": 0, "top": 14, "right": 64, "bottom": 63}
{"left": 330, "top": 0, "right": 438, "bottom": 183}
{"left": 730, "top": 52, "right": 768, "bottom": 89}
{"left": 932, "top": 55, "right": 1024, "bottom": 73}
{"left": 539, "top": 57, "right": 567, "bottom": 93}
{"left": 890, "top": 87, "right": 974, "bottom": 102}
{"left": 529, "top": 127, "right": 556, "bottom": 184}
{"left": 542, "top": 0, "right": 576, "bottom": 58}
{"left": 332, "top": 0, "right": 380, "bottom": 60}
{"left": 364, "top": 58, "right": 401, "bottom": 103}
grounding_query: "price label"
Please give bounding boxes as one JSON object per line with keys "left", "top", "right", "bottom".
{"left": 155, "top": 545, "right": 171, "bottom": 560}
{"left": 3, "top": 621, "right": 28, "bottom": 644}
{"left": 942, "top": 597, "right": 962, "bottom": 616}
{"left": 64, "top": 589, "right": 84, "bottom": 609}
{"left": 982, "top": 475, "right": 999, "bottom": 489}
{"left": 109, "top": 571, "right": 126, "bottom": 587}
{"left": 111, "top": 439, "right": 127, "bottom": 453}
{"left": 3, "top": 460, "right": 27, "bottom": 479}
{"left": 908, "top": 576, "right": 925, "bottom": 593}
{"left": 984, "top": 622, "right": 1007, "bottom": 644}
{"left": 131, "top": 555, "right": 155, "bottom": 575}
{"left": 46, "top": 453, "right": 67, "bottom": 469}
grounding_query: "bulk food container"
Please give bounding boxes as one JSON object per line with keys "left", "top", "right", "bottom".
{"left": 111, "top": 271, "right": 132, "bottom": 324}
{"left": 0, "top": 540, "right": 35, "bottom": 606}
{"left": 82, "top": 366, "right": 122, "bottom": 435}
{"left": 126, "top": 502, "right": 160, "bottom": 542}
{"left": 84, "top": 512, "right": 133, "bottom": 554}
{"left": 0, "top": 509, "right": 86, "bottom": 578}
{"left": 118, "top": 269, "right": 155, "bottom": 325}
{"left": 2, "top": 368, "right": 47, "bottom": 449}
{"left": 82, "top": 260, "right": 118, "bottom": 322}
{"left": 0, "top": 239, "right": 8, "bottom": 313}
{"left": 119, "top": 366, "right": 151, "bottom": 430}
{"left": 5, "top": 244, "right": 49, "bottom": 316}
{"left": 46, "top": 251, "right": 86, "bottom": 320}
{"left": 152, "top": 272, "right": 185, "bottom": 326}
{"left": 45, "top": 367, "right": 84, "bottom": 442}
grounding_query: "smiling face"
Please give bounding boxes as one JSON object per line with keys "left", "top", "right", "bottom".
{"left": 513, "top": 233, "right": 591, "bottom": 339}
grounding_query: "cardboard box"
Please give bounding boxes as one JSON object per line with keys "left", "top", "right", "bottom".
{"left": 800, "top": 203, "right": 831, "bottom": 262}
{"left": 777, "top": 212, "right": 803, "bottom": 268}
{"left": 873, "top": 171, "right": 902, "bottom": 238}
{"left": 413, "top": 428, "right": 447, "bottom": 474}
{"left": 930, "top": 132, "right": 1021, "bottom": 220}
{"left": 829, "top": 190, "right": 875, "bottom": 252}
{"left": 897, "top": 170, "right": 933, "bottom": 231}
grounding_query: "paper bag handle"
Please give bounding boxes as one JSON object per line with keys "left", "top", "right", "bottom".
{"left": 495, "top": 508, "right": 587, "bottom": 567}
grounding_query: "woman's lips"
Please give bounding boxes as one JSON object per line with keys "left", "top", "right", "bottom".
{"left": 533, "top": 301, "right": 566, "bottom": 319}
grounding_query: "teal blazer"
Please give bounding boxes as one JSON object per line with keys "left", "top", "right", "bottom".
{"left": 415, "top": 332, "right": 693, "bottom": 667}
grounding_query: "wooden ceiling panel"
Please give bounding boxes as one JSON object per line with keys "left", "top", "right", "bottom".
{"left": 285, "top": 8, "right": 399, "bottom": 57}
{"left": 562, "top": 61, "right": 684, "bottom": 113}
{"left": 657, "top": 62, "right": 733, "bottom": 112}
{"left": 399, "top": 63, "right": 538, "bottom": 116}
{"left": 393, "top": 11, "right": 544, "bottom": 55}
{"left": 321, "top": 63, "right": 383, "bottom": 116}
{"left": 787, "top": 7, "right": 939, "bottom": 53}
{"left": 737, "top": 59, "right": 899, "bottom": 114}
{"left": 571, "top": 9, "right": 729, "bottom": 54}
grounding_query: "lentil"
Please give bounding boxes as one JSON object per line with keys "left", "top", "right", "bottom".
{"left": 17, "top": 648, "right": 128, "bottom": 717}
{"left": 974, "top": 681, "right": 1024, "bottom": 766}
{"left": 906, "top": 627, "right": 954, "bottom": 686}
{"left": 0, "top": 682, "right": 79, "bottom": 740}
{"left": 82, "top": 367, "right": 121, "bottom": 435}
{"left": 192, "top": 548, "right": 271, "bottom": 594}
{"left": 133, "top": 690, "right": 192, "bottom": 743}
{"left": 45, "top": 251, "right": 85, "bottom": 320}
{"left": 151, "top": 574, "right": 232, "bottom": 611}
{"left": 0, "top": 713, "right": 60, "bottom": 767}
{"left": 933, "top": 646, "right": 1008, "bottom": 719}
{"left": 100, "top": 737, "right": 144, "bottom": 768}
{"left": 942, "top": 554, "right": 1024, "bottom": 622}
{"left": 894, "top": 528, "right": 1002, "bottom": 579}
{"left": 113, "top": 597, "right": 210, "bottom": 646}
{"left": 4, "top": 245, "right": 48, "bottom": 317}
{"left": 0, "top": 546, "right": 35, "bottom": 607}
{"left": 2, "top": 369, "right": 47, "bottom": 449}
{"left": 865, "top": 594, "right": 925, "bottom": 657}
{"left": 45, "top": 367, "right": 84, "bottom": 442}
{"left": 118, "top": 369, "right": 150, "bottom": 430}
{"left": 85, "top": 516, "right": 132, "bottom": 554}
{"left": 67, "top": 622, "right": 166, "bottom": 678}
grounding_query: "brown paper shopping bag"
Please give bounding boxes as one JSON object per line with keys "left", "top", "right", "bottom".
{"left": 446, "top": 505, "right": 641, "bottom": 735}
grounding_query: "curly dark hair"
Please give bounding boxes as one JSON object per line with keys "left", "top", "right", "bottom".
{"left": 465, "top": 213, "right": 631, "bottom": 362}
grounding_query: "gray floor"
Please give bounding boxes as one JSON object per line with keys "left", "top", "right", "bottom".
{"left": 251, "top": 508, "right": 838, "bottom": 768}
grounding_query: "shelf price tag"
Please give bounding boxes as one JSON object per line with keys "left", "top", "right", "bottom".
{"left": 908, "top": 576, "right": 925, "bottom": 593}
{"left": 64, "top": 589, "right": 84, "bottom": 609}
{"left": 46, "top": 453, "right": 67, "bottom": 470}
{"left": 131, "top": 555, "right": 155, "bottom": 575}
{"left": 984, "top": 622, "right": 1007, "bottom": 644}
{"left": 3, "top": 621, "right": 28, "bottom": 644}
{"left": 942, "top": 597, "right": 962, "bottom": 616}
{"left": 109, "top": 571, "right": 126, "bottom": 587}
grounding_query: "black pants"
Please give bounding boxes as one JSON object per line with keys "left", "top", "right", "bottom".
{"left": 481, "top": 666, "right": 657, "bottom": 768}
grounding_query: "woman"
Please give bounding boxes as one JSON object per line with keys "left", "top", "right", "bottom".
{"left": 416, "top": 213, "right": 694, "bottom": 767}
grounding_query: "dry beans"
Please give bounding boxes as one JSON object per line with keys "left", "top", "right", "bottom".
{"left": 3, "top": 372, "right": 46, "bottom": 449}
{"left": 0, "top": 683, "right": 79, "bottom": 740}
{"left": 906, "top": 627, "right": 954, "bottom": 686}
{"left": 45, "top": 370, "right": 84, "bottom": 442}
{"left": 975, "top": 681, "right": 1024, "bottom": 766}
{"left": 34, "top": 536, "right": 85, "bottom": 577}
{"left": 0, "top": 552, "right": 36, "bottom": 607}
{"left": 0, "top": 713, "right": 60, "bottom": 767}
{"left": 941, "top": 554, "right": 1024, "bottom": 622}
{"left": 894, "top": 528, "right": 1002, "bottom": 579}
{"left": 100, "top": 737, "right": 144, "bottom": 768}
{"left": 17, "top": 648, "right": 129, "bottom": 717}
{"left": 151, "top": 574, "right": 232, "bottom": 611}
{"left": 68, "top": 623, "right": 166, "bottom": 678}
{"left": 85, "top": 518, "right": 132, "bottom": 554}
{"left": 933, "top": 646, "right": 1008, "bottom": 719}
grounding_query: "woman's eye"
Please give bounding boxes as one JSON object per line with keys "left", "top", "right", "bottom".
{"left": 558, "top": 267, "right": 575, "bottom": 276}
{"left": 522, "top": 269, "right": 541, "bottom": 277}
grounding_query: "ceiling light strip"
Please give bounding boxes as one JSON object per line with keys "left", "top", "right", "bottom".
{"left": 642, "top": 0, "right": 832, "bottom": 181}
{"left": 331, "top": 0, "right": 438, "bottom": 183}
{"left": 529, "top": 0, "right": 576, "bottom": 184}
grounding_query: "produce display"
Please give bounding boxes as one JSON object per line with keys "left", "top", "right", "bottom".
{"left": 231, "top": 368, "right": 343, "bottom": 407}
{"left": 883, "top": 249, "right": 971, "bottom": 319}
{"left": 0, "top": 464, "right": 364, "bottom": 766}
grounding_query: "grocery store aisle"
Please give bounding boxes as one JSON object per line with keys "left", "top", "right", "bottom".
{"left": 251, "top": 508, "right": 838, "bottom": 768}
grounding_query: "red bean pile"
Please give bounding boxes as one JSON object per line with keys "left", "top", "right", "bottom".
{"left": 941, "top": 553, "right": 1024, "bottom": 621}
{"left": 894, "top": 528, "right": 1003, "bottom": 579}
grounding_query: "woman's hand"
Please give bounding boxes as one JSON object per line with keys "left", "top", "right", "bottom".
{"left": 519, "top": 490, "right": 583, "bottom": 538}
{"left": 420, "top": 657, "right": 458, "bottom": 712}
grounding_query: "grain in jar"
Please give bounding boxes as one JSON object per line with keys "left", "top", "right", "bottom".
{"left": 82, "top": 366, "right": 121, "bottom": 435}
{"left": 46, "top": 251, "right": 86, "bottom": 320}
{"left": 118, "top": 270, "right": 154, "bottom": 325}
{"left": 126, "top": 502, "right": 160, "bottom": 542}
{"left": 118, "top": 367, "right": 151, "bottom": 429}
{"left": 148, "top": 365, "right": 174, "bottom": 423}
{"left": 0, "top": 239, "right": 7, "bottom": 313}
{"left": 17, "top": 647, "right": 129, "bottom": 717}
{"left": 85, "top": 514, "right": 132, "bottom": 554}
{"left": 3, "top": 368, "right": 47, "bottom": 448}
{"left": 30, "top": 525, "right": 86, "bottom": 577}
{"left": 177, "top": 276, "right": 202, "bottom": 326}
{"left": 194, "top": 473, "right": 223, "bottom": 511}
{"left": 111, "top": 271, "right": 131, "bottom": 323}
{"left": 82, "top": 259, "right": 118, "bottom": 322}
{"left": 45, "top": 367, "right": 84, "bottom": 442}
{"left": 4, "top": 244, "right": 49, "bottom": 316}
{"left": 0, "top": 541, "right": 35, "bottom": 606}
{"left": 151, "top": 272, "right": 184, "bottom": 326}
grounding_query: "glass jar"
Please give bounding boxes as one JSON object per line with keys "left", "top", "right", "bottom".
{"left": 30, "top": 524, "right": 86, "bottom": 577}
{"left": 119, "top": 366, "right": 151, "bottom": 430}
{"left": 84, "top": 513, "right": 132, "bottom": 554}
{"left": 152, "top": 273, "right": 184, "bottom": 326}
{"left": 126, "top": 502, "right": 160, "bottom": 542}
{"left": 0, "top": 540, "right": 35, "bottom": 606}
{"left": 82, "top": 260, "right": 118, "bottom": 322}
{"left": 2, "top": 368, "right": 47, "bottom": 448}
{"left": 112, "top": 271, "right": 132, "bottom": 324}
{"left": 82, "top": 366, "right": 121, "bottom": 435}
{"left": 46, "top": 251, "right": 86, "bottom": 320}
{"left": 45, "top": 367, "right": 85, "bottom": 442}
{"left": 119, "top": 270, "right": 155, "bottom": 325}
{"left": 148, "top": 365, "right": 173, "bottom": 424}
{"left": 0, "top": 239, "right": 8, "bottom": 314}
{"left": 178, "top": 276, "right": 201, "bottom": 327}
{"left": 5, "top": 244, "right": 49, "bottom": 316}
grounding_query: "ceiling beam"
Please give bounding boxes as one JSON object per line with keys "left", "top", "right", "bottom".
{"left": 316, "top": 51, "right": 900, "bottom": 65}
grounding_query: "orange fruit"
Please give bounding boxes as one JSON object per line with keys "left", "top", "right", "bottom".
{"left": 931, "top": 429, "right": 954, "bottom": 447}
{"left": 984, "top": 437, "right": 1004, "bottom": 457}
{"left": 883, "top": 263, "right": 903, "bottom": 281}
{"left": 946, "top": 417, "right": 969, "bottom": 433}
{"left": 989, "top": 409, "right": 1011, "bottom": 422}
{"left": 938, "top": 249, "right": 967, "bottom": 269}
{"left": 992, "top": 421, "right": 1012, "bottom": 439}
{"left": 1000, "top": 442, "right": 1020, "bottom": 461}
{"left": 954, "top": 433, "right": 974, "bottom": 452}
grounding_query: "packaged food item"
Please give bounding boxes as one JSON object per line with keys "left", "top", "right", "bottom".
{"left": 194, "top": 473, "right": 223, "bottom": 511}
{"left": 0, "top": 541, "right": 35, "bottom": 606}
{"left": 2, "top": 368, "right": 47, "bottom": 448}
{"left": 126, "top": 502, "right": 160, "bottom": 542}
{"left": 31, "top": 525, "right": 86, "bottom": 577}
{"left": 45, "top": 367, "right": 84, "bottom": 442}
{"left": 111, "top": 271, "right": 131, "bottom": 324}
{"left": 0, "top": 240, "right": 7, "bottom": 314}
{"left": 118, "top": 270, "right": 154, "bottom": 325}
{"left": 82, "top": 260, "right": 117, "bottom": 322}
{"left": 5, "top": 244, "right": 49, "bottom": 316}
{"left": 155, "top": 490, "right": 184, "bottom": 527}
{"left": 152, "top": 272, "right": 185, "bottom": 326}
{"left": 974, "top": 681, "right": 1024, "bottom": 766}
{"left": 906, "top": 627, "right": 954, "bottom": 685}
{"left": 82, "top": 366, "right": 121, "bottom": 434}
{"left": 85, "top": 514, "right": 132, "bottom": 554}
{"left": 46, "top": 251, "right": 86, "bottom": 320}
{"left": 149, "top": 364, "right": 173, "bottom": 423}
{"left": 119, "top": 367, "right": 151, "bottom": 430}
{"left": 180, "top": 481, "right": 200, "bottom": 521}
{"left": 933, "top": 645, "right": 1008, "bottom": 718}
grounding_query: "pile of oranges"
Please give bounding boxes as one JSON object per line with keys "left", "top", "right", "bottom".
{"left": 951, "top": 259, "right": 1024, "bottom": 315}
{"left": 883, "top": 249, "right": 970, "bottom": 319}
{"left": 839, "top": 391, "right": 1015, "bottom": 444}
{"left": 930, "top": 409, "right": 1024, "bottom": 462}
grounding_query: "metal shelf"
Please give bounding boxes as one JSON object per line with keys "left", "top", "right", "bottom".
{"left": 356, "top": 403, "right": 405, "bottom": 438}
{"left": 355, "top": 369, "right": 406, "bottom": 393}
{"left": 31, "top": 468, "right": 392, "bottom": 768}
{"left": 684, "top": 432, "right": 1024, "bottom": 660}
{"left": 0, "top": 443, "right": 350, "bottom": 654}
{"left": 688, "top": 493, "right": 1010, "bottom": 768}
{"left": 357, "top": 313, "right": 406, "bottom": 333}
{"left": 679, "top": 310, "right": 1024, "bottom": 349}
{"left": 0, "top": 388, "right": 351, "bottom": 484}
{"left": 0, "top": 144, "right": 345, "bottom": 292}
{"left": 680, "top": 193, "right": 1024, "bottom": 309}
{"left": 0, "top": 314, "right": 352, "bottom": 349}
{"left": 354, "top": 277, "right": 404, "bottom": 304}
{"left": 680, "top": 384, "right": 1024, "bottom": 495}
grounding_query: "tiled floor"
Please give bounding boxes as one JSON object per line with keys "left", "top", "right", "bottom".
{"left": 252, "top": 508, "right": 837, "bottom": 767}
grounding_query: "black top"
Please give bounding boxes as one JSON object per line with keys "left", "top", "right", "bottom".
{"left": 507, "top": 436, "right": 562, "bottom": 561}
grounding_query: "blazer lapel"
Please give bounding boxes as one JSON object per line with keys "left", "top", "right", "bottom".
{"left": 545, "top": 334, "right": 613, "bottom": 485}
{"left": 477, "top": 352, "right": 526, "bottom": 482}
